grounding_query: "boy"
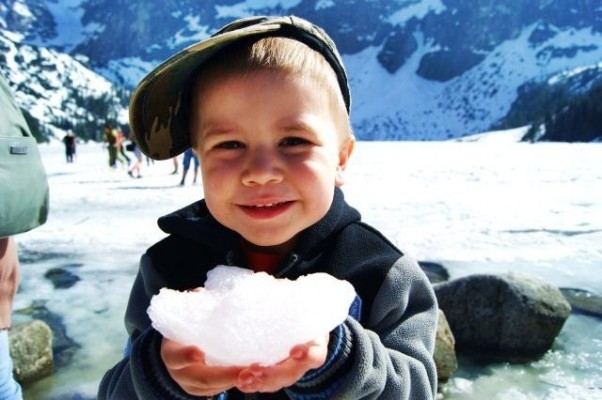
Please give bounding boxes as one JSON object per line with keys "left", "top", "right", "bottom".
{"left": 99, "top": 16, "right": 438, "bottom": 399}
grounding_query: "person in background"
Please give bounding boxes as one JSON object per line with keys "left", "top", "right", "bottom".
{"left": 99, "top": 15, "right": 438, "bottom": 399}
{"left": 179, "top": 148, "right": 199, "bottom": 186}
{"left": 127, "top": 133, "right": 144, "bottom": 179}
{"left": 170, "top": 156, "right": 179, "bottom": 175}
{"left": 0, "top": 238, "right": 21, "bottom": 399}
{"left": 102, "top": 123, "right": 118, "bottom": 168}
{"left": 62, "top": 130, "right": 77, "bottom": 163}
{"left": 116, "top": 127, "right": 131, "bottom": 166}
{"left": 1, "top": 71, "right": 49, "bottom": 400}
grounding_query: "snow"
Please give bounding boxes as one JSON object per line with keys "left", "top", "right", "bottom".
{"left": 99, "top": 57, "right": 159, "bottom": 89}
{"left": 167, "top": 15, "right": 211, "bottom": 48}
{"left": 148, "top": 266, "right": 355, "bottom": 366}
{"left": 345, "top": 22, "right": 602, "bottom": 139}
{"left": 454, "top": 126, "right": 529, "bottom": 143}
{"left": 4, "top": 2, "right": 602, "bottom": 138}
{"left": 387, "top": 0, "right": 446, "bottom": 25}
{"left": 42, "top": 0, "right": 86, "bottom": 51}
{"left": 315, "top": 0, "right": 335, "bottom": 11}
{"left": 13, "top": 136, "right": 602, "bottom": 398}
{"left": 215, "top": 0, "right": 303, "bottom": 19}
{"left": 548, "top": 60, "right": 602, "bottom": 85}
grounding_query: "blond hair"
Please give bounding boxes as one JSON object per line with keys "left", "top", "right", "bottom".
{"left": 189, "top": 36, "right": 353, "bottom": 143}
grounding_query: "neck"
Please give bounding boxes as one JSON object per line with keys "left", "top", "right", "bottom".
{"left": 241, "top": 239, "right": 293, "bottom": 274}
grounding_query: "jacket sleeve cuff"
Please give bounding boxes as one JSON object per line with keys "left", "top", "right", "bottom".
{"left": 130, "top": 327, "right": 226, "bottom": 400}
{"left": 286, "top": 321, "right": 355, "bottom": 399}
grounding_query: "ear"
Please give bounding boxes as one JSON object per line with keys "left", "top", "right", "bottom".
{"left": 335, "top": 137, "right": 355, "bottom": 187}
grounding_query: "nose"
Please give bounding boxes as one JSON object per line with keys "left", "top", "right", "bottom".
{"left": 241, "top": 147, "right": 283, "bottom": 186}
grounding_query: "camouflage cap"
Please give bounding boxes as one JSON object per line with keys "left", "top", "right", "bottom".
{"left": 130, "top": 15, "right": 350, "bottom": 160}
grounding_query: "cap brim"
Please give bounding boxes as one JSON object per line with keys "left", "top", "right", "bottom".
{"left": 130, "top": 16, "right": 349, "bottom": 160}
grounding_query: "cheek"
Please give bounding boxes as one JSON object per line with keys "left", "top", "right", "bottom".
{"left": 202, "top": 168, "right": 224, "bottom": 197}
{"left": 202, "top": 183, "right": 228, "bottom": 223}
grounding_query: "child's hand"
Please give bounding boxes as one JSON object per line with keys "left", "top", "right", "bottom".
{"left": 236, "top": 334, "right": 329, "bottom": 393}
{"left": 161, "top": 337, "right": 243, "bottom": 396}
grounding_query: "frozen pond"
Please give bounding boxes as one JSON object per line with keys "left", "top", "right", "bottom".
{"left": 14, "top": 137, "right": 602, "bottom": 399}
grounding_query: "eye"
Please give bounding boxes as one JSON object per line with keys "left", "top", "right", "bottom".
{"left": 215, "top": 140, "right": 245, "bottom": 149}
{"left": 280, "top": 136, "right": 310, "bottom": 147}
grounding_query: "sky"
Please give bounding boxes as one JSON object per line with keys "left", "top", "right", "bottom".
{"left": 11, "top": 133, "right": 602, "bottom": 398}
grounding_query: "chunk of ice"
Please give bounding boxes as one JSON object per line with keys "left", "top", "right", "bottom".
{"left": 147, "top": 265, "right": 355, "bottom": 366}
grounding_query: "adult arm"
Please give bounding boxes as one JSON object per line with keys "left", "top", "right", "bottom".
{"left": 0, "top": 237, "right": 19, "bottom": 330}
{"left": 0, "top": 237, "right": 23, "bottom": 399}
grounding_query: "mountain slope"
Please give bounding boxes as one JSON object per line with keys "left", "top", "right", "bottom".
{"left": 0, "top": 31, "right": 128, "bottom": 141}
{"left": 2, "top": 0, "right": 602, "bottom": 141}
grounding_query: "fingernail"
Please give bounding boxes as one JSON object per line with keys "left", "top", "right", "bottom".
{"left": 291, "top": 348, "right": 306, "bottom": 360}
{"left": 188, "top": 350, "right": 203, "bottom": 362}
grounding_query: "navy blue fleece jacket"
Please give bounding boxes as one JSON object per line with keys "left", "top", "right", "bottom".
{"left": 98, "top": 188, "right": 438, "bottom": 399}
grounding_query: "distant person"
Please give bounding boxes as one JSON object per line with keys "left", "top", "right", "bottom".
{"left": 170, "top": 156, "right": 178, "bottom": 175}
{"left": 99, "top": 16, "right": 437, "bottom": 399}
{"left": 127, "top": 135, "right": 143, "bottom": 179}
{"left": 0, "top": 71, "right": 49, "bottom": 399}
{"left": 179, "top": 148, "right": 199, "bottom": 186}
{"left": 62, "top": 130, "right": 77, "bottom": 163}
{"left": 116, "top": 128, "right": 131, "bottom": 166}
{"left": 102, "top": 123, "right": 118, "bottom": 168}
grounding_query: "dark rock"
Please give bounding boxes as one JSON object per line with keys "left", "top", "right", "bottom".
{"left": 377, "top": 26, "right": 418, "bottom": 73}
{"left": 417, "top": 49, "right": 485, "bottom": 82}
{"left": 44, "top": 267, "right": 81, "bottom": 289}
{"left": 418, "top": 261, "right": 450, "bottom": 284}
{"left": 435, "top": 272, "right": 571, "bottom": 360}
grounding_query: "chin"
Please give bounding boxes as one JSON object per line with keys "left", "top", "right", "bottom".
{"left": 243, "top": 234, "right": 296, "bottom": 253}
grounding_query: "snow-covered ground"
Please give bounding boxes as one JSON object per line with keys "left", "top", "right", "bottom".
{"left": 14, "top": 136, "right": 602, "bottom": 399}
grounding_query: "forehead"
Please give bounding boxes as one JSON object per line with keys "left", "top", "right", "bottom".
{"left": 190, "top": 69, "right": 349, "bottom": 141}
{"left": 196, "top": 71, "right": 331, "bottom": 123}
{"left": 190, "top": 70, "right": 353, "bottom": 147}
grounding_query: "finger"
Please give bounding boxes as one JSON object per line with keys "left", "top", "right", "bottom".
{"left": 237, "top": 364, "right": 265, "bottom": 392}
{"left": 161, "top": 338, "right": 204, "bottom": 370}
{"left": 296, "top": 341, "right": 328, "bottom": 369}
{"left": 289, "top": 344, "right": 308, "bottom": 361}
{"left": 194, "top": 364, "right": 243, "bottom": 386}
{"left": 239, "top": 357, "right": 307, "bottom": 393}
{"left": 244, "top": 339, "right": 328, "bottom": 392}
{"left": 172, "top": 363, "right": 243, "bottom": 392}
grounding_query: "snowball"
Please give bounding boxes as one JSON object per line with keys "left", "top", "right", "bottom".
{"left": 147, "top": 265, "right": 356, "bottom": 366}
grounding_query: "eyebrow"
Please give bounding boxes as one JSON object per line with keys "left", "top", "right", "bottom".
{"left": 277, "top": 117, "right": 317, "bottom": 133}
{"left": 200, "top": 120, "right": 236, "bottom": 138}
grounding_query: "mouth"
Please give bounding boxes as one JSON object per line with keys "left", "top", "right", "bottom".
{"left": 245, "top": 201, "right": 289, "bottom": 209}
{"left": 239, "top": 201, "right": 294, "bottom": 218}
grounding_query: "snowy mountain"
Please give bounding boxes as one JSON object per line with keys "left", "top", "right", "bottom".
{"left": 0, "top": 32, "right": 128, "bottom": 140}
{"left": 1, "top": 0, "right": 602, "bottom": 141}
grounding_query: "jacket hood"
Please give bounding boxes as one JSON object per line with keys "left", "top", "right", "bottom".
{"left": 156, "top": 187, "right": 361, "bottom": 258}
